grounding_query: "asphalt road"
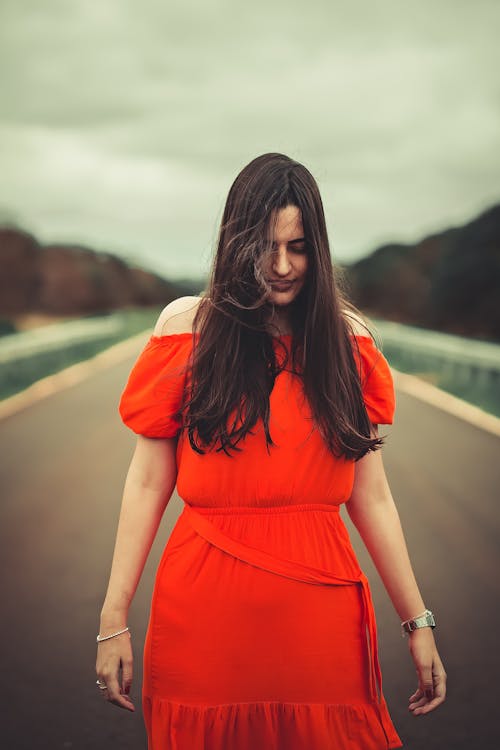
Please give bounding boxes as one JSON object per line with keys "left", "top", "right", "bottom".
{"left": 0, "top": 356, "right": 498, "bottom": 749}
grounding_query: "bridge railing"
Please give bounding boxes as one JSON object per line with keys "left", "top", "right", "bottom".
{"left": 372, "top": 318, "right": 500, "bottom": 419}
{"left": 0, "top": 309, "right": 158, "bottom": 400}
{"left": 2, "top": 313, "right": 499, "bottom": 418}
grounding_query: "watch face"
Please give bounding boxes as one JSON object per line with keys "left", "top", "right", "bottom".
{"left": 423, "top": 611, "right": 435, "bottom": 626}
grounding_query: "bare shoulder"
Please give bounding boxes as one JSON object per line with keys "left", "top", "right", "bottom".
{"left": 341, "top": 308, "right": 372, "bottom": 337}
{"left": 153, "top": 295, "right": 204, "bottom": 336}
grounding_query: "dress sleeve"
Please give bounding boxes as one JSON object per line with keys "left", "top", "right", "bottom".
{"left": 352, "top": 335, "right": 396, "bottom": 425}
{"left": 118, "top": 334, "right": 192, "bottom": 438}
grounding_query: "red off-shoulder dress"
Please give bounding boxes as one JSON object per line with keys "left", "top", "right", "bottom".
{"left": 118, "top": 331, "right": 403, "bottom": 750}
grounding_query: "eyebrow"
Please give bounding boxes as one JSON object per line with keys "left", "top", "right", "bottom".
{"left": 271, "top": 237, "right": 306, "bottom": 245}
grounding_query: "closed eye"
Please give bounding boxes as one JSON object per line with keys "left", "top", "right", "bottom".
{"left": 271, "top": 238, "right": 308, "bottom": 253}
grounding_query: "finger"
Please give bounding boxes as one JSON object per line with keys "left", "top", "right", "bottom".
{"left": 96, "top": 678, "right": 109, "bottom": 698}
{"left": 418, "top": 664, "right": 435, "bottom": 701}
{"left": 434, "top": 666, "right": 447, "bottom": 686}
{"left": 121, "top": 658, "right": 133, "bottom": 695}
{"left": 412, "top": 694, "right": 445, "bottom": 715}
{"left": 408, "top": 687, "right": 422, "bottom": 702}
{"left": 408, "top": 689, "right": 424, "bottom": 704}
{"left": 104, "top": 675, "right": 135, "bottom": 712}
{"left": 412, "top": 678, "right": 447, "bottom": 715}
{"left": 409, "top": 695, "right": 427, "bottom": 711}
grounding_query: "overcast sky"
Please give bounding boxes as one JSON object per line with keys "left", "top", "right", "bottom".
{"left": 1, "top": 0, "right": 499, "bottom": 280}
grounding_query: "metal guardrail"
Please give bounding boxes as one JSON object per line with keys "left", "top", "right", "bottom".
{"left": 0, "top": 316, "right": 125, "bottom": 362}
{"left": 0, "top": 314, "right": 131, "bottom": 400}
{"left": 1, "top": 313, "right": 499, "bottom": 417}
{"left": 372, "top": 319, "right": 500, "bottom": 417}
{"left": 374, "top": 319, "right": 500, "bottom": 371}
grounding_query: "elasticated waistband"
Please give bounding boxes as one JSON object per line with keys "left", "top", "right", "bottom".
{"left": 183, "top": 502, "right": 341, "bottom": 516}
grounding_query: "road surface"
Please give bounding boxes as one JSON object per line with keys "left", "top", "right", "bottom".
{"left": 0, "top": 353, "right": 498, "bottom": 749}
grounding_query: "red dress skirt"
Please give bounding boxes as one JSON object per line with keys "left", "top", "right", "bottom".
{"left": 119, "top": 331, "right": 403, "bottom": 749}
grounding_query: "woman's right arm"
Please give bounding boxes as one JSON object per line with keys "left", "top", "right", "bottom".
{"left": 96, "top": 434, "right": 178, "bottom": 711}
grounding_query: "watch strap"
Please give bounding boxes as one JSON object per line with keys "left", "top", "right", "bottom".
{"left": 401, "top": 608, "right": 436, "bottom": 635}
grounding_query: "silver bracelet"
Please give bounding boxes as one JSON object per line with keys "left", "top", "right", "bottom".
{"left": 401, "top": 609, "right": 436, "bottom": 637}
{"left": 96, "top": 626, "right": 130, "bottom": 643}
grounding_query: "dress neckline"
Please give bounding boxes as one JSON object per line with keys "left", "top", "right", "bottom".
{"left": 148, "top": 331, "right": 371, "bottom": 343}
{"left": 149, "top": 332, "right": 293, "bottom": 342}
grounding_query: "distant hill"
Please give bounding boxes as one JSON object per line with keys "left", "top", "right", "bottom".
{"left": 342, "top": 203, "right": 500, "bottom": 342}
{"left": 1, "top": 204, "right": 499, "bottom": 342}
{"left": 0, "top": 226, "right": 205, "bottom": 323}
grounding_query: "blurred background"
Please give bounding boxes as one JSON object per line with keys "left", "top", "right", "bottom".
{"left": 1, "top": 1, "right": 499, "bottom": 749}
{"left": 1, "top": 0, "right": 499, "bottom": 412}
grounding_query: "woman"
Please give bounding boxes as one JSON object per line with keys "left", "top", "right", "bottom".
{"left": 96, "top": 153, "right": 447, "bottom": 749}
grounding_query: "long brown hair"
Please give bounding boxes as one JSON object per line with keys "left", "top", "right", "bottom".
{"left": 182, "top": 153, "right": 387, "bottom": 461}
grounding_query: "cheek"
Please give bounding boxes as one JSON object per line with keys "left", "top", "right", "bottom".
{"left": 296, "top": 258, "right": 308, "bottom": 280}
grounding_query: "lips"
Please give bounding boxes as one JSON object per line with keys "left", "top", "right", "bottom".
{"left": 268, "top": 280, "right": 295, "bottom": 289}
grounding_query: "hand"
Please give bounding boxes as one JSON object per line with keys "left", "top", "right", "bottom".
{"left": 95, "top": 630, "right": 135, "bottom": 712}
{"left": 407, "top": 627, "right": 447, "bottom": 715}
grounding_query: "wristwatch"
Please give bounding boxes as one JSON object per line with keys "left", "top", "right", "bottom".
{"left": 401, "top": 609, "right": 436, "bottom": 636}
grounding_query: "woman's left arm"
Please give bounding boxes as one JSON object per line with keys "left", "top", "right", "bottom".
{"left": 345, "top": 425, "right": 447, "bottom": 716}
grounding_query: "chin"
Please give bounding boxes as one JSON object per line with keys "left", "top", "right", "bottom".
{"left": 270, "top": 295, "right": 294, "bottom": 306}
{"left": 269, "top": 287, "right": 303, "bottom": 306}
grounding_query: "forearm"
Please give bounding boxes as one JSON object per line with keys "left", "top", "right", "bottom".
{"left": 346, "top": 493, "right": 427, "bottom": 622}
{"left": 100, "top": 466, "right": 175, "bottom": 628}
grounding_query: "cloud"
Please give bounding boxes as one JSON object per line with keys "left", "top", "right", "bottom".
{"left": 1, "top": 0, "right": 499, "bottom": 277}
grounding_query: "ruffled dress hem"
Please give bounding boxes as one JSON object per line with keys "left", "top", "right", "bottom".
{"left": 143, "top": 695, "right": 403, "bottom": 749}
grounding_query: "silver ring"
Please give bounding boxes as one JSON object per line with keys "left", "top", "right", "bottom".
{"left": 96, "top": 679, "right": 108, "bottom": 690}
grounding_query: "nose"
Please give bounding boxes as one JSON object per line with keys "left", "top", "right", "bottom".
{"left": 272, "top": 246, "right": 292, "bottom": 276}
